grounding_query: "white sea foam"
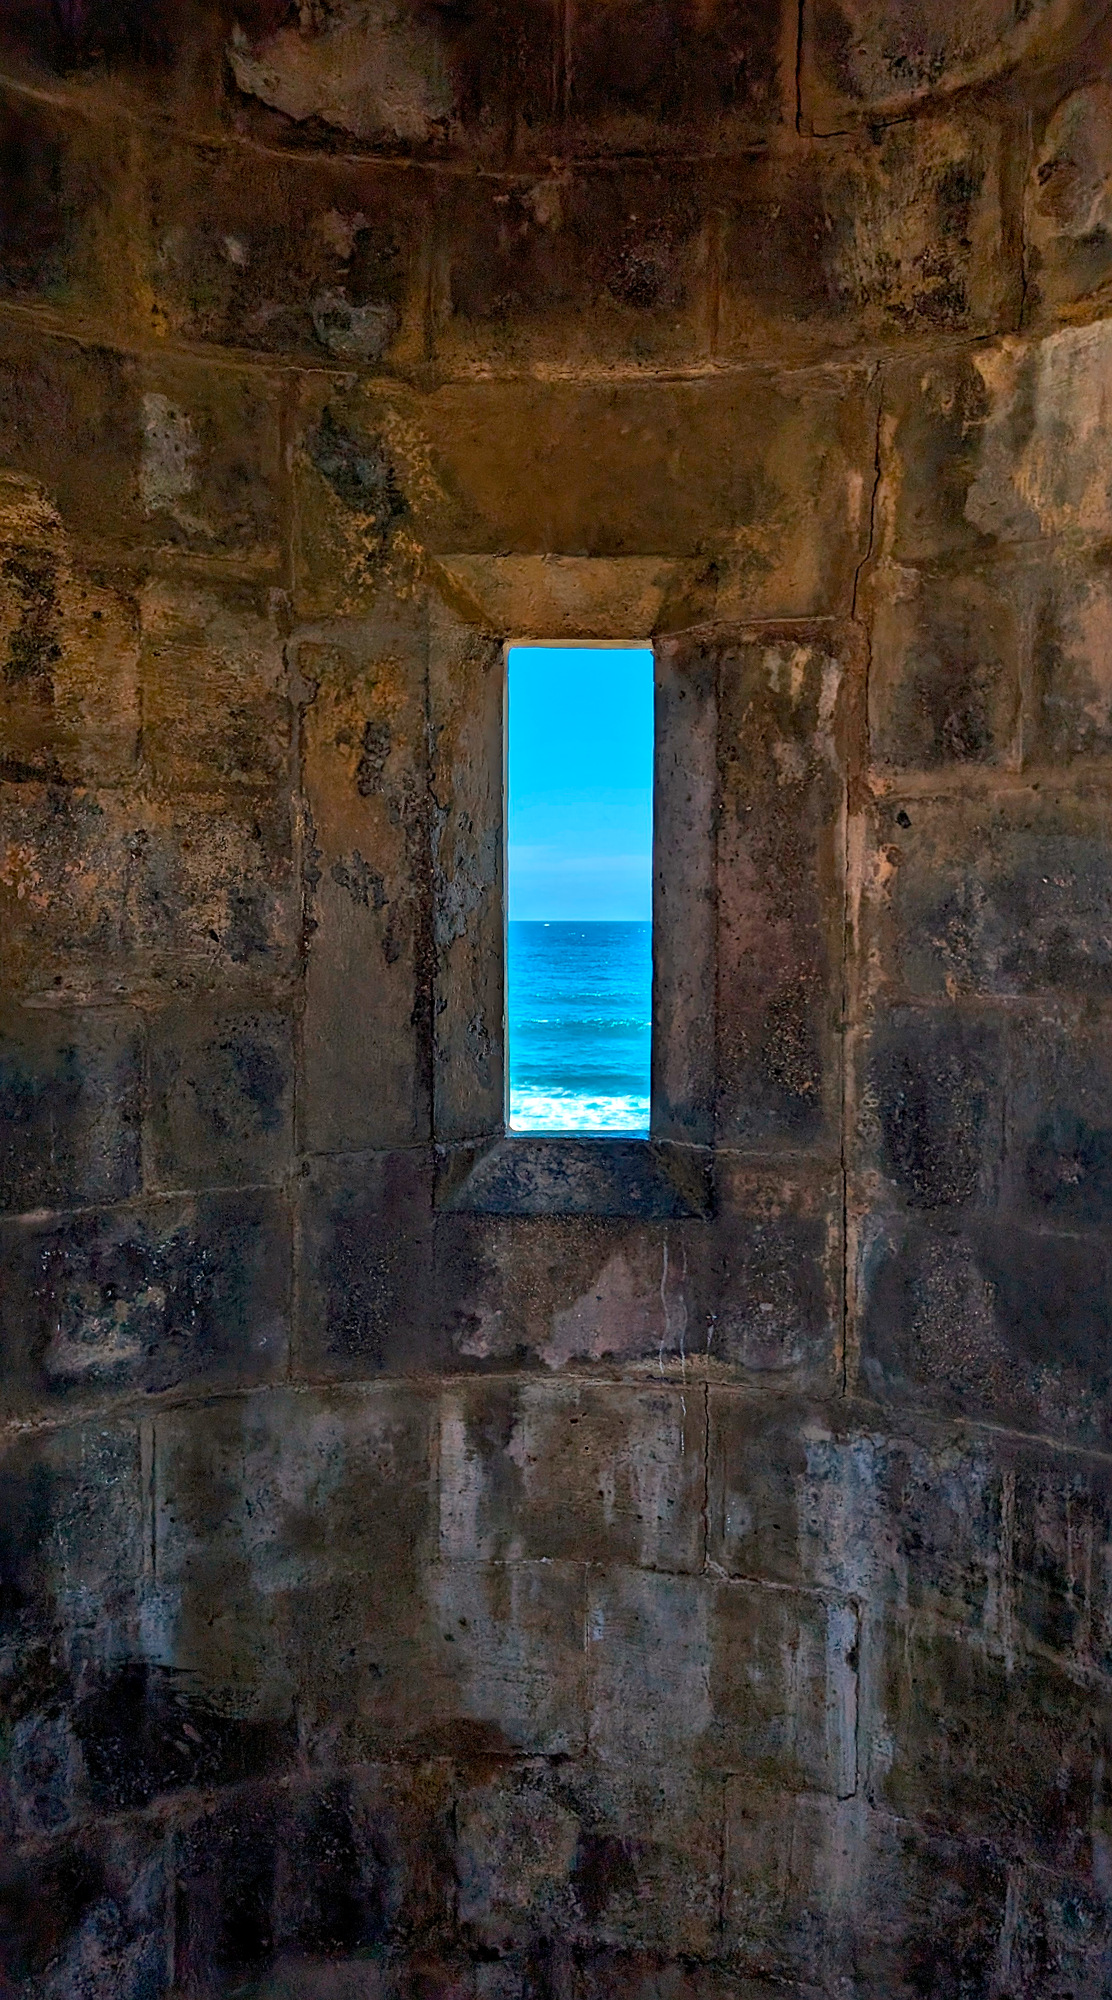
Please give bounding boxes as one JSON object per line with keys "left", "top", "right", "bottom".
{"left": 509, "top": 1088, "right": 649, "bottom": 1134}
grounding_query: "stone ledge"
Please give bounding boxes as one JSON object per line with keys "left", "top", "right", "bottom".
{"left": 436, "top": 1136, "right": 712, "bottom": 1219}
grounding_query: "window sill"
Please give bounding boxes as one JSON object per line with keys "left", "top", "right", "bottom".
{"left": 436, "top": 1135, "right": 711, "bottom": 1219}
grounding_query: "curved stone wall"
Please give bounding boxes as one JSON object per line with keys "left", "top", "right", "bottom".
{"left": 1, "top": 2, "right": 1112, "bottom": 1994}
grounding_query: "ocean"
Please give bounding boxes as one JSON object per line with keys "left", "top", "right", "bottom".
{"left": 507, "top": 921, "right": 651, "bottom": 1134}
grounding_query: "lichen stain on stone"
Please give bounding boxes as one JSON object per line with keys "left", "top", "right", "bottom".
{"left": 228, "top": 3, "right": 455, "bottom": 144}
{"left": 306, "top": 406, "right": 412, "bottom": 595}
{"left": 331, "top": 848, "right": 387, "bottom": 908}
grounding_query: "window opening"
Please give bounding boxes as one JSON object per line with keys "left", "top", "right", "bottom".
{"left": 506, "top": 644, "right": 654, "bottom": 1136}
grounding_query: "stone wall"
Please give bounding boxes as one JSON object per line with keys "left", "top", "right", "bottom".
{"left": 2, "top": 1, "right": 1112, "bottom": 1993}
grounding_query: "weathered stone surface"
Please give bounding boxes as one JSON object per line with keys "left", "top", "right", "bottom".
{"left": 719, "top": 111, "right": 1018, "bottom": 360}
{"left": 871, "top": 1613, "right": 1107, "bottom": 1866}
{"left": 865, "top": 560, "right": 1022, "bottom": 772}
{"left": 146, "top": 998, "right": 294, "bottom": 1191}
{"left": 0, "top": 85, "right": 130, "bottom": 318}
{"left": 299, "top": 603, "right": 432, "bottom": 1152}
{"left": 299, "top": 370, "right": 879, "bottom": 618}
{"left": 297, "top": 1150, "right": 435, "bottom": 1377}
{"left": 859, "top": 1004, "right": 1004, "bottom": 1212}
{"left": 0, "top": 1003, "right": 141, "bottom": 1213}
{"left": 430, "top": 1208, "right": 706, "bottom": 1373}
{"left": 714, "top": 628, "right": 851, "bottom": 1148}
{"left": 858, "top": 1208, "right": 1112, "bottom": 1447}
{"left": 708, "top": 1392, "right": 1112, "bottom": 1675}
{"left": 137, "top": 577, "right": 289, "bottom": 790}
{"left": 1004, "top": 1009, "right": 1112, "bottom": 1225}
{"left": 144, "top": 137, "right": 428, "bottom": 365}
{"left": 801, "top": 0, "right": 1099, "bottom": 123}
{"left": 0, "top": 1190, "right": 290, "bottom": 1412}
{"left": 0, "top": 323, "right": 283, "bottom": 567}
{"left": 443, "top": 1137, "right": 706, "bottom": 1219}
{"left": 438, "top": 1378, "right": 705, "bottom": 1572}
{"left": 434, "top": 167, "right": 711, "bottom": 375}
{"left": 430, "top": 602, "right": 504, "bottom": 1145}
{"left": 0, "top": 479, "right": 141, "bottom": 785}
{"left": 1027, "top": 82, "right": 1112, "bottom": 316}
{"left": 586, "top": 1565, "right": 857, "bottom": 1797}
{"left": 880, "top": 324, "right": 1112, "bottom": 566}
{"left": 225, "top": 0, "right": 789, "bottom": 159}
{"left": 710, "top": 1162, "right": 841, "bottom": 1384}
{"left": 1026, "top": 551, "right": 1112, "bottom": 765}
{"left": 0, "top": 1815, "right": 168, "bottom": 1999}
{"left": 861, "top": 788, "right": 1112, "bottom": 1002}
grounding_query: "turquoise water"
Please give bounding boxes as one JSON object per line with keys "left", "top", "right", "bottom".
{"left": 507, "top": 921, "right": 651, "bottom": 1134}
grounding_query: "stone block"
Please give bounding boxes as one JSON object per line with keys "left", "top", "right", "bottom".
{"left": 0, "top": 1189, "right": 290, "bottom": 1413}
{"left": 0, "top": 323, "right": 283, "bottom": 568}
{"left": 705, "top": 1582, "right": 858, "bottom": 1797}
{"left": 137, "top": 577, "right": 289, "bottom": 791}
{"left": 561, "top": 0, "right": 788, "bottom": 150}
{"left": 713, "top": 628, "right": 851, "bottom": 1149}
{"left": 225, "top": 0, "right": 788, "bottom": 160}
{"left": 0, "top": 1816, "right": 168, "bottom": 2000}
{"left": 0, "top": 781, "right": 131, "bottom": 997}
{"left": 145, "top": 137, "right": 428, "bottom": 365}
{"left": 1001, "top": 1010, "right": 1112, "bottom": 1224}
{"left": 0, "top": 778, "right": 293, "bottom": 1001}
{"left": 0, "top": 1004, "right": 141, "bottom": 1214}
{"left": 441, "top": 1139, "right": 707, "bottom": 1220}
{"left": 1026, "top": 82, "right": 1112, "bottom": 316}
{"left": 587, "top": 1567, "right": 712, "bottom": 1769}
{"left": 721, "top": 1783, "right": 850, "bottom": 1987}
{"left": 858, "top": 1210, "right": 1112, "bottom": 1448}
{"left": 372, "top": 369, "right": 876, "bottom": 617}
{"left": 710, "top": 1391, "right": 1112, "bottom": 1678}
{"left": 858, "top": 1005, "right": 1004, "bottom": 1212}
{"left": 0, "top": 1416, "right": 144, "bottom": 1837}
{"left": 869, "top": 1613, "right": 1106, "bottom": 1869}
{"left": 586, "top": 1567, "right": 857, "bottom": 1798}
{"left": 881, "top": 325, "right": 1112, "bottom": 567}
{"left": 296, "top": 1151, "right": 437, "bottom": 1378}
{"left": 800, "top": 0, "right": 1093, "bottom": 124}
{"left": 861, "top": 788, "right": 1112, "bottom": 1002}
{"left": 718, "top": 111, "right": 1017, "bottom": 361}
{"left": 125, "top": 788, "right": 295, "bottom": 972}
{"left": 0, "top": 482, "right": 141, "bottom": 785}
{"left": 433, "top": 166, "right": 710, "bottom": 375}
{"left": 652, "top": 631, "right": 716, "bottom": 1147}
{"left": 438, "top": 1378, "right": 705, "bottom": 1572}
{"left": 709, "top": 1162, "right": 841, "bottom": 1386}
{"left": 865, "top": 560, "right": 1022, "bottom": 772}
{"left": 430, "top": 1210, "right": 706, "bottom": 1373}
{"left": 299, "top": 605, "right": 431, "bottom": 1153}
{"left": 172, "top": 1765, "right": 456, "bottom": 1994}
{"left": 134, "top": 352, "right": 284, "bottom": 571}
{"left": 1027, "top": 552, "right": 1112, "bottom": 766}
{"left": 0, "top": 86, "right": 128, "bottom": 316}
{"left": 429, "top": 602, "right": 503, "bottom": 1145}
{"left": 146, "top": 999, "right": 294, "bottom": 1191}
{"left": 150, "top": 1386, "right": 436, "bottom": 1713}
{"left": 838, "top": 1811, "right": 1013, "bottom": 2000}
{"left": 454, "top": 1761, "right": 724, "bottom": 1957}
{"left": 291, "top": 378, "right": 451, "bottom": 621}
{"left": 426, "top": 1562, "right": 587, "bottom": 1758}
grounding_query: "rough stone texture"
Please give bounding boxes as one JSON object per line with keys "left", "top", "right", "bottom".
{"left": 1, "top": 1, "right": 1112, "bottom": 1994}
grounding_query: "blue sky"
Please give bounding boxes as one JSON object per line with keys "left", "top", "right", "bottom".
{"left": 507, "top": 645, "right": 654, "bottom": 922}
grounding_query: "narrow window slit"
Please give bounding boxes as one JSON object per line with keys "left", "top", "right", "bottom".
{"left": 506, "top": 643, "right": 654, "bottom": 1137}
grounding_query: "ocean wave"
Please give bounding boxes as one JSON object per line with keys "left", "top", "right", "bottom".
{"left": 509, "top": 1088, "right": 649, "bottom": 1134}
